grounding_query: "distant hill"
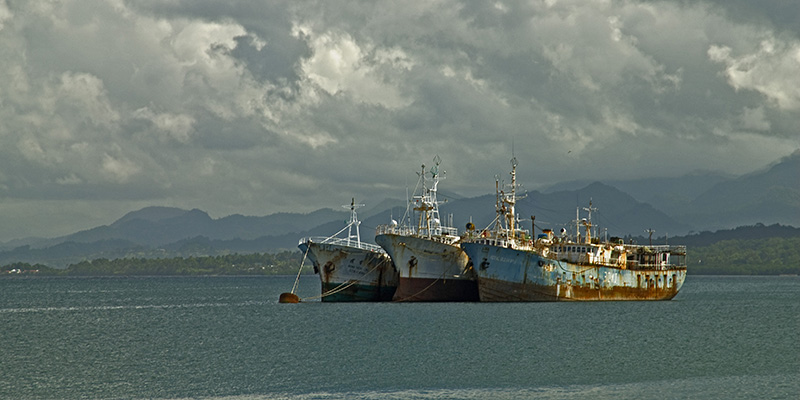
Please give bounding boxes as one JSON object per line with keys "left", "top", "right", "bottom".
{"left": 681, "top": 151, "right": 800, "bottom": 229}
{"left": 30, "top": 207, "right": 349, "bottom": 248}
{"left": 0, "top": 182, "right": 690, "bottom": 267}
{"left": 1, "top": 151, "right": 798, "bottom": 268}
{"left": 0, "top": 207, "right": 350, "bottom": 267}
{"left": 540, "top": 171, "right": 732, "bottom": 215}
{"left": 113, "top": 206, "right": 189, "bottom": 224}
{"left": 436, "top": 182, "right": 692, "bottom": 239}
{"left": 541, "top": 150, "right": 800, "bottom": 231}
{"left": 627, "top": 223, "right": 800, "bottom": 247}
{"left": 0, "top": 239, "right": 146, "bottom": 268}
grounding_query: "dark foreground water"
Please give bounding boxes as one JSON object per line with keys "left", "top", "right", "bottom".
{"left": 1, "top": 275, "right": 798, "bottom": 399}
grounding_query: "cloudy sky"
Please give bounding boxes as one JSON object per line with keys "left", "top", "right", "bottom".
{"left": 0, "top": 0, "right": 798, "bottom": 241}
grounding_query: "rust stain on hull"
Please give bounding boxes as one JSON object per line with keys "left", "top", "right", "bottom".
{"left": 376, "top": 233, "right": 479, "bottom": 302}
{"left": 462, "top": 242, "right": 687, "bottom": 302}
{"left": 300, "top": 242, "right": 398, "bottom": 302}
{"left": 458, "top": 158, "right": 689, "bottom": 302}
{"left": 478, "top": 276, "right": 682, "bottom": 301}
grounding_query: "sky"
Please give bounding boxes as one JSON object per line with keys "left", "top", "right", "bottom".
{"left": 1, "top": 0, "right": 799, "bottom": 242}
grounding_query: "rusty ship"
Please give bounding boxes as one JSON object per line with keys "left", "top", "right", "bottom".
{"left": 298, "top": 199, "right": 398, "bottom": 301}
{"left": 460, "top": 158, "right": 687, "bottom": 302}
{"left": 375, "top": 156, "right": 479, "bottom": 302}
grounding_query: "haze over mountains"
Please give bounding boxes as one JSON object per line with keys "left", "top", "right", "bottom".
{"left": 541, "top": 150, "right": 800, "bottom": 231}
{"left": 2, "top": 151, "right": 798, "bottom": 268}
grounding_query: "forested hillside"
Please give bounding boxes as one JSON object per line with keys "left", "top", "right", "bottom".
{"left": 689, "top": 237, "right": 800, "bottom": 275}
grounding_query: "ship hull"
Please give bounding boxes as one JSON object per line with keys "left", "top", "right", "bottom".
{"left": 299, "top": 242, "right": 397, "bottom": 302}
{"left": 461, "top": 243, "right": 686, "bottom": 301}
{"left": 375, "top": 234, "right": 478, "bottom": 302}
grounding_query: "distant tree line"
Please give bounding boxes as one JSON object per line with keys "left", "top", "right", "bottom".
{"left": 689, "top": 237, "right": 800, "bottom": 275}
{"left": 627, "top": 223, "right": 800, "bottom": 248}
{"left": 2, "top": 251, "right": 310, "bottom": 276}
{"left": 2, "top": 237, "right": 799, "bottom": 276}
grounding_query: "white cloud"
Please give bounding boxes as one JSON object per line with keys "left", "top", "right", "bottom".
{"left": 133, "top": 107, "right": 196, "bottom": 143}
{"left": 709, "top": 40, "right": 800, "bottom": 110}
{"left": 738, "top": 106, "right": 771, "bottom": 132}
{"left": 57, "top": 72, "right": 120, "bottom": 128}
{"left": 170, "top": 20, "right": 246, "bottom": 64}
{"left": 101, "top": 153, "right": 141, "bottom": 183}
{"left": 298, "top": 27, "right": 412, "bottom": 109}
{"left": 0, "top": 0, "right": 12, "bottom": 31}
{"left": 57, "top": 173, "right": 83, "bottom": 185}
{"left": 17, "top": 137, "right": 48, "bottom": 164}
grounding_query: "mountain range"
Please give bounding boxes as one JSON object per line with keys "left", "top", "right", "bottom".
{"left": 2, "top": 151, "right": 798, "bottom": 268}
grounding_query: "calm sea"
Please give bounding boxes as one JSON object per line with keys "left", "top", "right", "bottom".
{"left": 1, "top": 275, "right": 798, "bottom": 399}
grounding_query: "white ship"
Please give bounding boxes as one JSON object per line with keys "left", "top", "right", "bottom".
{"left": 299, "top": 199, "right": 398, "bottom": 301}
{"left": 375, "top": 157, "right": 478, "bottom": 302}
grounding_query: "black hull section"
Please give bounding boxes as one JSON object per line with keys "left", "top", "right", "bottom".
{"left": 393, "top": 277, "right": 479, "bottom": 302}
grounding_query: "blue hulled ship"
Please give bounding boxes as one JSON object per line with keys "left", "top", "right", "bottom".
{"left": 460, "top": 158, "right": 687, "bottom": 302}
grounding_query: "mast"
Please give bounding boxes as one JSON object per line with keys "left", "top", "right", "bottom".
{"left": 412, "top": 155, "right": 446, "bottom": 238}
{"left": 506, "top": 157, "right": 518, "bottom": 240}
{"left": 415, "top": 163, "right": 427, "bottom": 237}
{"left": 493, "top": 156, "right": 524, "bottom": 243}
{"left": 343, "top": 198, "right": 365, "bottom": 247}
{"left": 582, "top": 199, "right": 596, "bottom": 244}
{"left": 429, "top": 155, "right": 442, "bottom": 237}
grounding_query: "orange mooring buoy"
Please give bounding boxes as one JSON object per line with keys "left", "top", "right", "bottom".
{"left": 279, "top": 292, "right": 300, "bottom": 303}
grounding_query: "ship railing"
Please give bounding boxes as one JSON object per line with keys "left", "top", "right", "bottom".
{"left": 375, "top": 225, "right": 417, "bottom": 236}
{"left": 441, "top": 226, "right": 459, "bottom": 236}
{"left": 624, "top": 244, "right": 687, "bottom": 255}
{"left": 298, "top": 236, "right": 385, "bottom": 253}
{"left": 419, "top": 226, "right": 459, "bottom": 237}
{"left": 375, "top": 224, "right": 459, "bottom": 237}
{"left": 626, "top": 262, "right": 688, "bottom": 270}
{"left": 468, "top": 237, "right": 510, "bottom": 248}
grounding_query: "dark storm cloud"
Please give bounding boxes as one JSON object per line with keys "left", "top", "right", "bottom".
{"left": 0, "top": 0, "right": 798, "bottom": 241}
{"left": 674, "top": 0, "right": 800, "bottom": 36}
{"left": 126, "top": 0, "right": 311, "bottom": 86}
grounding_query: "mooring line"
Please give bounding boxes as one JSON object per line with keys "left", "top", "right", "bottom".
{"left": 291, "top": 245, "right": 311, "bottom": 295}
{"left": 301, "top": 256, "right": 386, "bottom": 301}
{"left": 392, "top": 275, "right": 443, "bottom": 302}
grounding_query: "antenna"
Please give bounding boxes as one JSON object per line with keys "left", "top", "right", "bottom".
{"left": 583, "top": 199, "right": 597, "bottom": 243}
{"left": 645, "top": 229, "right": 656, "bottom": 246}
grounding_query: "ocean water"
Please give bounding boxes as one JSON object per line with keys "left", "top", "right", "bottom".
{"left": 1, "top": 275, "right": 798, "bottom": 399}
